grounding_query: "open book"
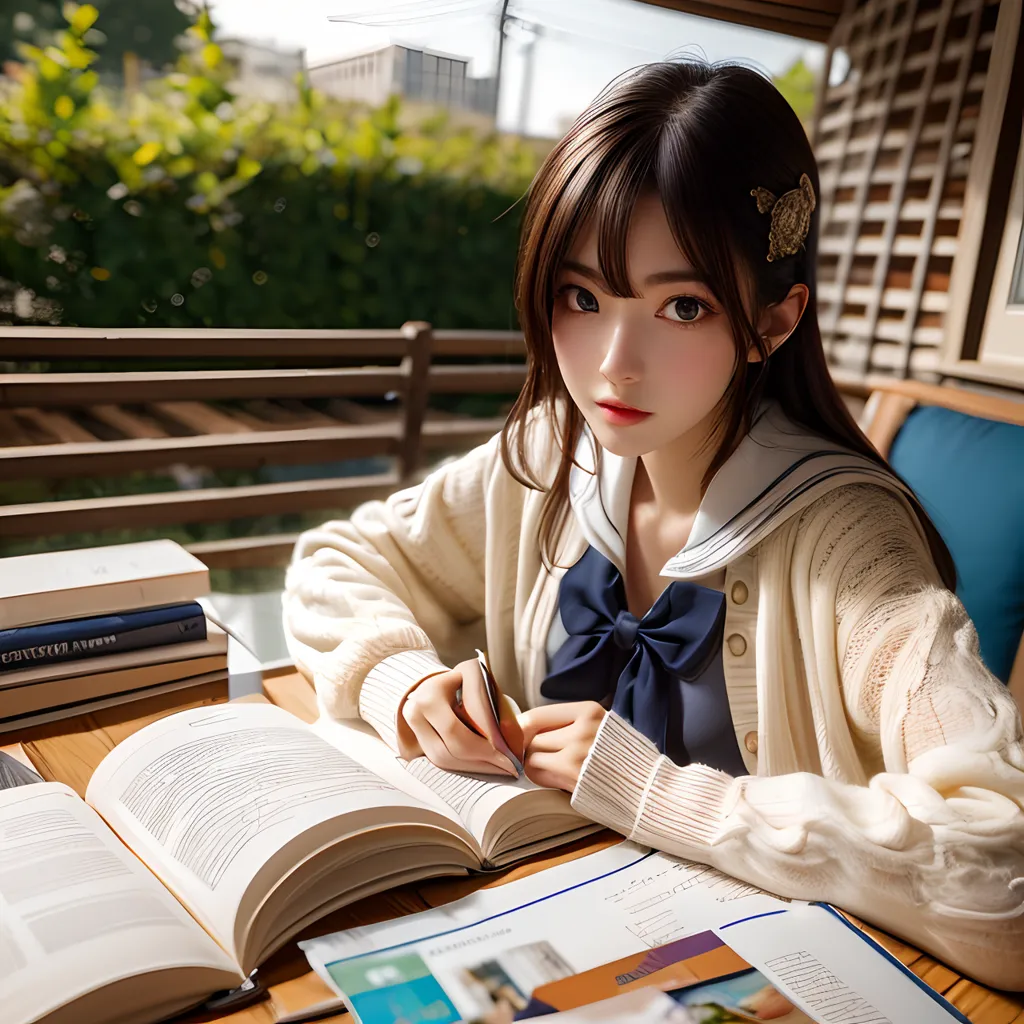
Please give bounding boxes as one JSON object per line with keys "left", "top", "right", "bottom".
{"left": 3, "top": 700, "right": 597, "bottom": 1024}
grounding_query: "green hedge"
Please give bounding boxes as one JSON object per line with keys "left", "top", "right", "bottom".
{"left": 0, "top": 6, "right": 539, "bottom": 329}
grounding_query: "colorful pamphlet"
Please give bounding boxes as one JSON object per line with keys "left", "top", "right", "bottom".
{"left": 301, "top": 843, "right": 971, "bottom": 1024}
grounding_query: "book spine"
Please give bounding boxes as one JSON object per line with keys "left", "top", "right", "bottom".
{"left": 0, "top": 601, "right": 205, "bottom": 655}
{"left": 0, "top": 615, "right": 207, "bottom": 673}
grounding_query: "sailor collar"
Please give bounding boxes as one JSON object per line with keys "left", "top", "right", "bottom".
{"left": 567, "top": 401, "right": 912, "bottom": 580}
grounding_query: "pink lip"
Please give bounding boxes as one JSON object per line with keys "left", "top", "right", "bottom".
{"left": 596, "top": 399, "right": 651, "bottom": 426}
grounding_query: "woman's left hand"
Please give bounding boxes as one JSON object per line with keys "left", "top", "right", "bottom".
{"left": 518, "top": 702, "right": 607, "bottom": 792}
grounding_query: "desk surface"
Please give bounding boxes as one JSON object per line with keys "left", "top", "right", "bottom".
{"left": 12, "top": 668, "right": 1024, "bottom": 1024}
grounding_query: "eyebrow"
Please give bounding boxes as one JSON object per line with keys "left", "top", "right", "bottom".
{"left": 561, "top": 260, "right": 707, "bottom": 288}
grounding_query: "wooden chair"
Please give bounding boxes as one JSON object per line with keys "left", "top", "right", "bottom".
{"left": 856, "top": 378, "right": 1024, "bottom": 709}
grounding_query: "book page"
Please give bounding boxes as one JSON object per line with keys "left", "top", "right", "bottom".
{"left": 312, "top": 717, "right": 594, "bottom": 865}
{"left": 312, "top": 717, "right": 535, "bottom": 838}
{"left": 1, "top": 783, "right": 241, "bottom": 1024}
{"left": 710, "top": 903, "right": 961, "bottom": 1023}
{"left": 87, "top": 702, "right": 476, "bottom": 964}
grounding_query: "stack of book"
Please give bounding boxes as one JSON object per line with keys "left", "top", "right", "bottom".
{"left": 0, "top": 540, "right": 228, "bottom": 731}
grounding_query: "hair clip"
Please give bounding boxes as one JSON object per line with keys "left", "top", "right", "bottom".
{"left": 750, "top": 173, "right": 816, "bottom": 262}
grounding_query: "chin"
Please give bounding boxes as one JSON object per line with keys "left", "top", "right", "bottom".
{"left": 586, "top": 419, "right": 660, "bottom": 459}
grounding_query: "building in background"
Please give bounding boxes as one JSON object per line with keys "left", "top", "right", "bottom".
{"left": 308, "top": 44, "right": 497, "bottom": 122}
{"left": 220, "top": 38, "right": 305, "bottom": 103}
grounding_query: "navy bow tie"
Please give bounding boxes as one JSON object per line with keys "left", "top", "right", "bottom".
{"left": 541, "top": 546, "right": 726, "bottom": 754}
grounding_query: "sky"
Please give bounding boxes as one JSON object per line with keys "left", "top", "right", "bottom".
{"left": 206, "top": 0, "right": 825, "bottom": 137}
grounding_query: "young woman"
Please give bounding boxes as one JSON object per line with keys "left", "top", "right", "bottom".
{"left": 284, "top": 61, "right": 1024, "bottom": 989}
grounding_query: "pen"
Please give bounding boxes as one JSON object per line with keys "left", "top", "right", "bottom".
{"left": 475, "top": 649, "right": 524, "bottom": 777}
{"left": 452, "top": 652, "right": 523, "bottom": 777}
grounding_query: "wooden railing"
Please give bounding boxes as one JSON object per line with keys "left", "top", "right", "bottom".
{"left": 0, "top": 324, "right": 527, "bottom": 567}
{"left": 4, "top": 322, "right": 1010, "bottom": 575}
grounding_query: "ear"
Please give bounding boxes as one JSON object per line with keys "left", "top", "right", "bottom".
{"left": 749, "top": 283, "right": 809, "bottom": 362}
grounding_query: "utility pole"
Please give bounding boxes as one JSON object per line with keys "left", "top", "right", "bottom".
{"left": 517, "top": 26, "right": 540, "bottom": 137}
{"left": 492, "top": 0, "right": 510, "bottom": 119}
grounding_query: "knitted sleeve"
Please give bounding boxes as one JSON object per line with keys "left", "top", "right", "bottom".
{"left": 572, "top": 484, "right": 1024, "bottom": 990}
{"left": 282, "top": 432, "right": 500, "bottom": 749}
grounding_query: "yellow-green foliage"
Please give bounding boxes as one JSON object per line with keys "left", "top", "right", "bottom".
{"left": 773, "top": 57, "right": 818, "bottom": 127}
{"left": 0, "top": 5, "right": 539, "bottom": 328}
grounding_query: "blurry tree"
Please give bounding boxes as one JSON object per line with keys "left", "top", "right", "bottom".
{"left": 773, "top": 57, "right": 818, "bottom": 126}
{"left": 0, "top": 5, "right": 539, "bottom": 330}
{"left": 0, "top": 0, "right": 194, "bottom": 77}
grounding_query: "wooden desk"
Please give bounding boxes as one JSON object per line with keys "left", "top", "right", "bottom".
{"left": 12, "top": 668, "right": 1024, "bottom": 1024}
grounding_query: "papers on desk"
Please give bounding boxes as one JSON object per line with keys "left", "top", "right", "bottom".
{"left": 301, "top": 842, "right": 970, "bottom": 1024}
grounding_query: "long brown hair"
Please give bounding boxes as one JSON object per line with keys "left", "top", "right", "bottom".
{"left": 499, "top": 59, "right": 955, "bottom": 588}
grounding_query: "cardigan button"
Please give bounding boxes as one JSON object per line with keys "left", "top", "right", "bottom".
{"left": 726, "top": 633, "right": 747, "bottom": 657}
{"left": 730, "top": 580, "right": 749, "bottom": 605}
{"left": 744, "top": 731, "right": 758, "bottom": 754}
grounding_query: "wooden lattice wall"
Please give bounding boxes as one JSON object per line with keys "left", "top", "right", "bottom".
{"left": 813, "top": 0, "right": 1002, "bottom": 380}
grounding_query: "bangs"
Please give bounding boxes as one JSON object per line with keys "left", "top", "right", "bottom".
{"left": 582, "top": 139, "right": 654, "bottom": 299}
{"left": 547, "top": 122, "right": 732, "bottom": 303}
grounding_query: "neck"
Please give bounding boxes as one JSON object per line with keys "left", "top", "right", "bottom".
{"left": 635, "top": 406, "right": 725, "bottom": 518}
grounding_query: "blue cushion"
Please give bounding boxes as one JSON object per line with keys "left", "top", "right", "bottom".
{"left": 889, "top": 404, "right": 1024, "bottom": 682}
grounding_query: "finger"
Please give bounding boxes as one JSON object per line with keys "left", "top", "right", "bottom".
{"left": 459, "top": 659, "right": 506, "bottom": 751}
{"left": 450, "top": 660, "right": 522, "bottom": 772}
{"left": 421, "top": 702, "right": 517, "bottom": 775}
{"left": 403, "top": 694, "right": 475, "bottom": 771}
{"left": 497, "top": 696, "right": 526, "bottom": 762}
{"left": 405, "top": 672, "right": 516, "bottom": 775}
{"left": 397, "top": 670, "right": 452, "bottom": 756}
{"left": 405, "top": 703, "right": 495, "bottom": 774}
{"left": 417, "top": 722, "right": 475, "bottom": 774}
{"left": 469, "top": 669, "right": 525, "bottom": 768}
{"left": 523, "top": 750, "right": 575, "bottom": 792}
{"left": 519, "top": 702, "right": 594, "bottom": 748}
{"left": 523, "top": 723, "right": 578, "bottom": 754}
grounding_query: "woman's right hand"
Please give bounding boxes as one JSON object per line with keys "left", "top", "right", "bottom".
{"left": 396, "top": 659, "right": 521, "bottom": 776}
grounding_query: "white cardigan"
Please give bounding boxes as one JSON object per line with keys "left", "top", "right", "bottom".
{"left": 282, "top": 404, "right": 1024, "bottom": 990}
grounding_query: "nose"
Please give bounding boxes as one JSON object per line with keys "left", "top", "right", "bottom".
{"left": 598, "top": 315, "right": 642, "bottom": 386}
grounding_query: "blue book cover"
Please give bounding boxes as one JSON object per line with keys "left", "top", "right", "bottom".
{"left": 0, "top": 602, "right": 208, "bottom": 673}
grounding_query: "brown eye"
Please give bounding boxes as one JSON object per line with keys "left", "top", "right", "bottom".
{"left": 567, "top": 286, "right": 599, "bottom": 313}
{"left": 664, "top": 296, "right": 704, "bottom": 322}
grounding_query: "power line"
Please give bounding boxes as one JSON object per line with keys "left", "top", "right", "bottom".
{"left": 329, "top": 0, "right": 491, "bottom": 28}
{"left": 333, "top": 0, "right": 671, "bottom": 55}
{"left": 520, "top": 18, "right": 667, "bottom": 57}
{"left": 334, "top": 0, "right": 476, "bottom": 18}
{"left": 330, "top": 13, "right": 489, "bottom": 29}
